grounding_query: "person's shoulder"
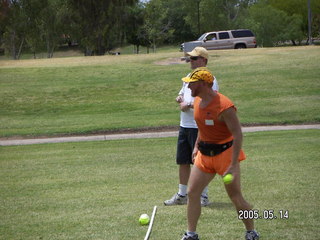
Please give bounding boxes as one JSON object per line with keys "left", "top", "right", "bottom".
{"left": 216, "top": 92, "right": 234, "bottom": 106}
{"left": 217, "top": 92, "right": 229, "bottom": 99}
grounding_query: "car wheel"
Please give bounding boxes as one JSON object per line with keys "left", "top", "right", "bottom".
{"left": 235, "top": 44, "right": 246, "bottom": 49}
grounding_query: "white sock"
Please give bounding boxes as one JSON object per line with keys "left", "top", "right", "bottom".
{"left": 178, "top": 184, "right": 187, "bottom": 196}
{"left": 201, "top": 186, "right": 208, "bottom": 198}
{"left": 178, "top": 185, "right": 208, "bottom": 197}
{"left": 187, "top": 231, "right": 197, "bottom": 237}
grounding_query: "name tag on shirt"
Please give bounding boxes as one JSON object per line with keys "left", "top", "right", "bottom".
{"left": 205, "top": 119, "right": 214, "bottom": 126}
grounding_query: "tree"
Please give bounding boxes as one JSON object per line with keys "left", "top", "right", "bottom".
{"left": 132, "top": 0, "right": 194, "bottom": 48}
{"left": 244, "top": 2, "right": 304, "bottom": 47}
{"left": 1, "top": 0, "right": 317, "bottom": 58}
{"left": 181, "top": 0, "right": 203, "bottom": 35}
{"left": 0, "top": 0, "right": 10, "bottom": 45}
{"left": 1, "top": 0, "right": 27, "bottom": 59}
{"left": 126, "top": 2, "right": 147, "bottom": 53}
{"left": 66, "top": 0, "right": 138, "bottom": 56}
{"left": 0, "top": 0, "right": 69, "bottom": 59}
{"left": 38, "top": 0, "right": 66, "bottom": 58}
{"left": 21, "top": 0, "right": 44, "bottom": 58}
{"left": 181, "top": 0, "right": 253, "bottom": 38}
{"left": 164, "top": 0, "right": 195, "bottom": 43}
{"left": 142, "top": 0, "right": 174, "bottom": 52}
{"left": 21, "top": 0, "right": 66, "bottom": 58}
{"left": 269, "top": 0, "right": 320, "bottom": 43}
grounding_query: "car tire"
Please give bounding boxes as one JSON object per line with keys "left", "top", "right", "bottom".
{"left": 235, "top": 44, "right": 246, "bottom": 49}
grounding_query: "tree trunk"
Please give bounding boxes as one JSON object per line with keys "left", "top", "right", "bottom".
{"left": 17, "top": 38, "right": 24, "bottom": 59}
{"left": 11, "top": 30, "right": 17, "bottom": 60}
{"left": 49, "top": 45, "right": 54, "bottom": 58}
{"left": 96, "top": 34, "right": 105, "bottom": 55}
{"left": 152, "top": 37, "right": 156, "bottom": 53}
{"left": 46, "top": 36, "right": 51, "bottom": 58}
{"left": 85, "top": 47, "right": 93, "bottom": 56}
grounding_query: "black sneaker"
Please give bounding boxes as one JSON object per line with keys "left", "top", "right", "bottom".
{"left": 181, "top": 232, "right": 199, "bottom": 240}
{"left": 245, "top": 230, "right": 260, "bottom": 240}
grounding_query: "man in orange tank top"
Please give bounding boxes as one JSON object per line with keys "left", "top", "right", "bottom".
{"left": 180, "top": 68, "right": 259, "bottom": 240}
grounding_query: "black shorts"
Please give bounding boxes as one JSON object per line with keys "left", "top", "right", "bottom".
{"left": 176, "top": 127, "right": 198, "bottom": 165}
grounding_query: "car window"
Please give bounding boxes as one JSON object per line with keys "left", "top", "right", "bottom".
{"left": 231, "top": 30, "right": 254, "bottom": 38}
{"left": 205, "top": 34, "right": 217, "bottom": 41}
{"left": 198, "top": 33, "right": 207, "bottom": 41}
{"left": 219, "top": 32, "right": 230, "bottom": 39}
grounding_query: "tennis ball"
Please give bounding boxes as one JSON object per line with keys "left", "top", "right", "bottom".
{"left": 139, "top": 214, "right": 150, "bottom": 225}
{"left": 223, "top": 173, "right": 234, "bottom": 184}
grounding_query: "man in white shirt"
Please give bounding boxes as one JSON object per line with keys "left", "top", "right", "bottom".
{"left": 164, "top": 47, "right": 219, "bottom": 206}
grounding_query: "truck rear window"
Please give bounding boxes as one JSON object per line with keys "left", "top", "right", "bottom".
{"left": 231, "top": 30, "right": 254, "bottom": 38}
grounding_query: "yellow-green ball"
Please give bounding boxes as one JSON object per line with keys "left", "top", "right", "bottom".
{"left": 139, "top": 214, "right": 150, "bottom": 225}
{"left": 223, "top": 173, "right": 234, "bottom": 184}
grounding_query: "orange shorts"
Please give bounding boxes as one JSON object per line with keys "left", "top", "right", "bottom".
{"left": 194, "top": 146, "right": 246, "bottom": 175}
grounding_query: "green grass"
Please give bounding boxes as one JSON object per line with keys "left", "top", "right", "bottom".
{"left": 0, "top": 46, "right": 320, "bottom": 138}
{"left": 0, "top": 44, "right": 180, "bottom": 60}
{"left": 0, "top": 130, "right": 319, "bottom": 239}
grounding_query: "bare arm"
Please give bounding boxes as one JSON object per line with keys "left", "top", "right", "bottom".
{"left": 192, "top": 133, "right": 200, "bottom": 163}
{"left": 219, "top": 107, "right": 243, "bottom": 174}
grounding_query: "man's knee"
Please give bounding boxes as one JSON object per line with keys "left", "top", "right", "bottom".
{"left": 187, "top": 186, "right": 202, "bottom": 200}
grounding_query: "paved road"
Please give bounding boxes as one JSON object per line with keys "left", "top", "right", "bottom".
{"left": 0, "top": 124, "right": 319, "bottom": 146}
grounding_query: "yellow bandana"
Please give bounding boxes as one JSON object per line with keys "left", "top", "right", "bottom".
{"left": 182, "top": 67, "right": 214, "bottom": 83}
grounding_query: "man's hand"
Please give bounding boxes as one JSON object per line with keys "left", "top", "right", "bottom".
{"left": 180, "top": 102, "right": 190, "bottom": 112}
{"left": 176, "top": 95, "right": 184, "bottom": 103}
{"left": 192, "top": 146, "right": 198, "bottom": 163}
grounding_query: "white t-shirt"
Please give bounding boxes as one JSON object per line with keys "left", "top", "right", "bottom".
{"left": 179, "top": 75, "right": 219, "bottom": 128}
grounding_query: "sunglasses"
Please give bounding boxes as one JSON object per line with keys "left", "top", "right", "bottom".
{"left": 190, "top": 56, "right": 202, "bottom": 61}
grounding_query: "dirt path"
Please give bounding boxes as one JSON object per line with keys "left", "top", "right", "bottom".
{"left": 0, "top": 124, "right": 319, "bottom": 146}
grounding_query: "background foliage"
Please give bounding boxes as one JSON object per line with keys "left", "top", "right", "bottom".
{"left": 0, "top": 0, "right": 320, "bottom": 59}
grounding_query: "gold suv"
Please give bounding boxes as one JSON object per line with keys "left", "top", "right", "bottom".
{"left": 181, "top": 29, "right": 257, "bottom": 52}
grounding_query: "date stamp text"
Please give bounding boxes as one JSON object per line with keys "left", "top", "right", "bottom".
{"left": 238, "top": 210, "right": 289, "bottom": 220}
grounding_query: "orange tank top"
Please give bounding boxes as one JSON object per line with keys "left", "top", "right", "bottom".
{"left": 194, "top": 92, "right": 236, "bottom": 144}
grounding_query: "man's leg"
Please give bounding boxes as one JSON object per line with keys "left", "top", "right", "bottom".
{"left": 187, "top": 165, "right": 215, "bottom": 232}
{"left": 177, "top": 164, "right": 191, "bottom": 197}
{"left": 187, "top": 128, "right": 211, "bottom": 206}
{"left": 224, "top": 163, "right": 254, "bottom": 231}
{"left": 164, "top": 128, "right": 191, "bottom": 206}
{"left": 179, "top": 164, "right": 191, "bottom": 185}
{"left": 224, "top": 163, "right": 259, "bottom": 239}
